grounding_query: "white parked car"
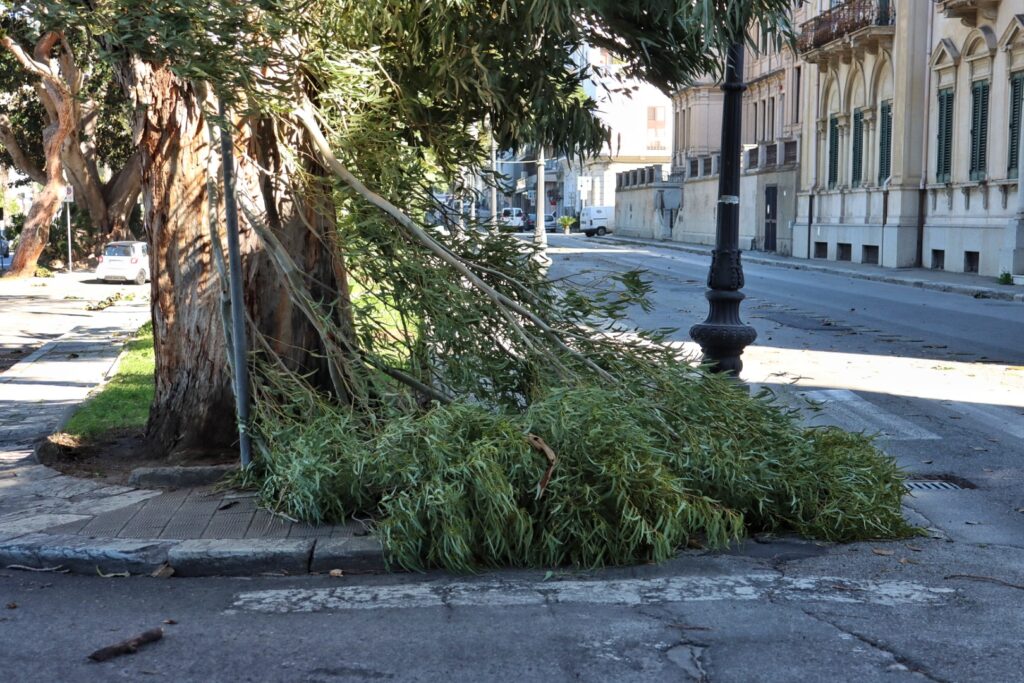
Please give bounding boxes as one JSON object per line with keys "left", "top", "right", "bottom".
{"left": 96, "top": 241, "right": 150, "bottom": 285}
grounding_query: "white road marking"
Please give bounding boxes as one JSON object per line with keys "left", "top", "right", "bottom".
{"left": 946, "top": 402, "right": 1024, "bottom": 441}
{"left": 800, "top": 389, "right": 940, "bottom": 440}
{"left": 230, "top": 573, "right": 954, "bottom": 614}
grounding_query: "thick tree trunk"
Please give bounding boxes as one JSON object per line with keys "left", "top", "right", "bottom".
{"left": 134, "top": 67, "right": 235, "bottom": 454}
{"left": 130, "top": 63, "right": 354, "bottom": 456}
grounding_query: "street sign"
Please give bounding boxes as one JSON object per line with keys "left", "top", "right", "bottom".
{"left": 576, "top": 176, "right": 592, "bottom": 192}
{"left": 63, "top": 185, "right": 74, "bottom": 203}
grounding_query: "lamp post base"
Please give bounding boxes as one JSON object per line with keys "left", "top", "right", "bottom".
{"left": 689, "top": 289, "right": 757, "bottom": 376}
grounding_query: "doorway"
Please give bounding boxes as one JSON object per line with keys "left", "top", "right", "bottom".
{"left": 763, "top": 185, "right": 778, "bottom": 252}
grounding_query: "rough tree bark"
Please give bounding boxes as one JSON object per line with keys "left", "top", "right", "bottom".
{"left": 1, "top": 32, "right": 75, "bottom": 278}
{"left": 127, "top": 60, "right": 354, "bottom": 456}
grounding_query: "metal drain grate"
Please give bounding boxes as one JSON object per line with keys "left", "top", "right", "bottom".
{"left": 906, "top": 480, "right": 963, "bottom": 491}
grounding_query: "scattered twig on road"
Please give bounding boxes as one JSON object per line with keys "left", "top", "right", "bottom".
{"left": 88, "top": 628, "right": 164, "bottom": 662}
{"left": 944, "top": 574, "right": 1024, "bottom": 591}
{"left": 6, "top": 564, "right": 69, "bottom": 573}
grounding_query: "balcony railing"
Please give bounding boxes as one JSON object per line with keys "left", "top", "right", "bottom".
{"left": 797, "top": 0, "right": 894, "bottom": 54}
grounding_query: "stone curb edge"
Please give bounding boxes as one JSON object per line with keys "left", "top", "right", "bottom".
{"left": 594, "top": 236, "right": 1024, "bottom": 303}
{"left": 0, "top": 532, "right": 385, "bottom": 578}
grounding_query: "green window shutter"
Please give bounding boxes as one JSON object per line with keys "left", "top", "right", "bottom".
{"left": 852, "top": 110, "right": 864, "bottom": 187}
{"left": 878, "top": 100, "right": 892, "bottom": 184}
{"left": 937, "top": 88, "right": 953, "bottom": 183}
{"left": 828, "top": 115, "right": 839, "bottom": 189}
{"left": 970, "top": 81, "right": 989, "bottom": 181}
{"left": 1009, "top": 73, "right": 1024, "bottom": 179}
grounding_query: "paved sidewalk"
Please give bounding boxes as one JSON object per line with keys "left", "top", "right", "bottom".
{"left": 0, "top": 273, "right": 381, "bottom": 577}
{"left": 596, "top": 234, "right": 1024, "bottom": 302}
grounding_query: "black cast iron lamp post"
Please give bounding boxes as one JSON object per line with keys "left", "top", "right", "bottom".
{"left": 689, "top": 41, "right": 757, "bottom": 375}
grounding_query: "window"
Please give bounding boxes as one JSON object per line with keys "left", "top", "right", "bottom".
{"left": 1009, "top": 73, "right": 1023, "bottom": 178}
{"left": 828, "top": 115, "right": 839, "bottom": 189}
{"left": 794, "top": 67, "right": 801, "bottom": 123}
{"left": 969, "top": 80, "right": 989, "bottom": 181}
{"left": 936, "top": 88, "right": 954, "bottom": 183}
{"left": 753, "top": 102, "right": 758, "bottom": 141}
{"left": 762, "top": 100, "right": 768, "bottom": 142}
{"left": 852, "top": 109, "right": 864, "bottom": 187}
{"left": 878, "top": 100, "right": 892, "bottom": 184}
{"left": 768, "top": 97, "right": 775, "bottom": 140}
{"left": 647, "top": 106, "right": 666, "bottom": 150}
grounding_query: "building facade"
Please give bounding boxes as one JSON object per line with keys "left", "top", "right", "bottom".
{"left": 557, "top": 45, "right": 672, "bottom": 220}
{"left": 647, "top": 4, "right": 807, "bottom": 254}
{"left": 795, "top": 0, "right": 1024, "bottom": 278}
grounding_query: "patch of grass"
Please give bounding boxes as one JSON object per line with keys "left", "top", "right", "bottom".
{"left": 63, "top": 322, "right": 154, "bottom": 440}
{"left": 997, "top": 271, "right": 1013, "bottom": 285}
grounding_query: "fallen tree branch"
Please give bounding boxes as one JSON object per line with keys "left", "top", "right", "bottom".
{"left": 88, "top": 628, "right": 164, "bottom": 662}
{"left": 294, "top": 102, "right": 615, "bottom": 384}
{"left": 6, "top": 564, "right": 69, "bottom": 573}
{"left": 944, "top": 574, "right": 1024, "bottom": 591}
{"left": 527, "top": 433, "right": 557, "bottom": 498}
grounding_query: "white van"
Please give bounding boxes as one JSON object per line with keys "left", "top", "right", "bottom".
{"left": 500, "top": 207, "right": 524, "bottom": 230}
{"left": 580, "top": 206, "right": 613, "bottom": 237}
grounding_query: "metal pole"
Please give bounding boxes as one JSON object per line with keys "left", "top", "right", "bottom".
{"left": 66, "top": 200, "right": 72, "bottom": 272}
{"left": 689, "top": 42, "right": 757, "bottom": 375}
{"left": 490, "top": 131, "right": 498, "bottom": 233}
{"left": 535, "top": 147, "right": 547, "bottom": 248}
{"left": 217, "top": 101, "right": 253, "bottom": 468}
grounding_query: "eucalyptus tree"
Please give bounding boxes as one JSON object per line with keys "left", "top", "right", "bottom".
{"left": 0, "top": 16, "right": 138, "bottom": 276}
{"left": 0, "top": 0, "right": 918, "bottom": 570}
{"left": 16, "top": 0, "right": 787, "bottom": 455}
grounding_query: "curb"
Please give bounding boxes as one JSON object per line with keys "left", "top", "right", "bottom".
{"left": 593, "top": 235, "right": 1024, "bottom": 303}
{"left": 0, "top": 532, "right": 386, "bottom": 577}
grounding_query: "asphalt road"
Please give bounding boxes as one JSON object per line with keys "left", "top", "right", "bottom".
{"left": 2, "top": 238, "right": 1023, "bottom": 682}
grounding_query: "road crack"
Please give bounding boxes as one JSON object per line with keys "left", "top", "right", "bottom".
{"left": 800, "top": 608, "right": 950, "bottom": 683}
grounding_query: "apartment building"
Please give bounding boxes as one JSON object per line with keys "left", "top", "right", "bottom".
{"left": 557, "top": 45, "right": 672, "bottom": 218}
{"left": 625, "top": 3, "right": 807, "bottom": 254}
{"left": 795, "top": 0, "right": 1024, "bottom": 278}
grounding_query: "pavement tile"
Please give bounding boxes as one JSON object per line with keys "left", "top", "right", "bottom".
{"left": 117, "top": 490, "right": 189, "bottom": 538}
{"left": 245, "top": 509, "right": 292, "bottom": 539}
{"left": 201, "top": 510, "right": 256, "bottom": 539}
{"left": 287, "top": 523, "right": 336, "bottom": 539}
{"left": 0, "top": 513, "right": 92, "bottom": 537}
{"left": 158, "top": 496, "right": 222, "bottom": 539}
{"left": 76, "top": 502, "right": 143, "bottom": 537}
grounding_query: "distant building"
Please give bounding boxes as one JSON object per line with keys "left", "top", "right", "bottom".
{"left": 555, "top": 45, "right": 672, "bottom": 219}
{"left": 637, "top": 3, "right": 806, "bottom": 254}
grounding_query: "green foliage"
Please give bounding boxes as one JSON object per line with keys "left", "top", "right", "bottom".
{"left": 64, "top": 322, "right": 154, "bottom": 439}
{"left": 998, "top": 271, "right": 1013, "bottom": 285}
{"left": 252, "top": 367, "right": 915, "bottom": 572}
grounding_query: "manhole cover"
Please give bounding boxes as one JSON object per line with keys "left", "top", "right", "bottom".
{"left": 906, "top": 480, "right": 963, "bottom": 491}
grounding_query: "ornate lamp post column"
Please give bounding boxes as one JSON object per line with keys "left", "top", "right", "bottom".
{"left": 689, "top": 41, "right": 757, "bottom": 375}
